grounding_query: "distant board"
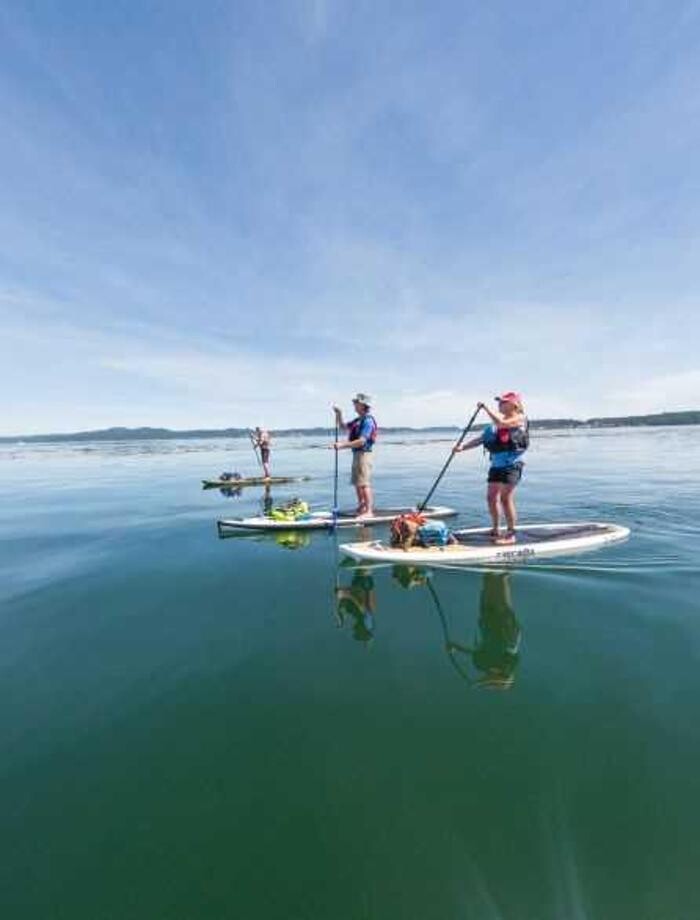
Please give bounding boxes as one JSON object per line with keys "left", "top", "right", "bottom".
{"left": 217, "top": 506, "right": 457, "bottom": 533}
{"left": 203, "top": 476, "right": 310, "bottom": 488}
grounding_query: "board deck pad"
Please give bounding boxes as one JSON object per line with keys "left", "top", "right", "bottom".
{"left": 339, "top": 522, "right": 630, "bottom": 565}
{"left": 217, "top": 506, "right": 457, "bottom": 533}
{"left": 454, "top": 523, "right": 618, "bottom": 546}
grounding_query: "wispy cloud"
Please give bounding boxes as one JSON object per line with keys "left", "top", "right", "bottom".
{"left": 1, "top": 2, "right": 699, "bottom": 433}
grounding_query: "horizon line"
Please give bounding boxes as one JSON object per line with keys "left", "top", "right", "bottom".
{"left": 2, "top": 409, "right": 700, "bottom": 442}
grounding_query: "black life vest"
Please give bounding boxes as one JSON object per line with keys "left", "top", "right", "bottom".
{"left": 485, "top": 418, "right": 529, "bottom": 454}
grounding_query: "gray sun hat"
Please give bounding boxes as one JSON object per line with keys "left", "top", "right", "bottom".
{"left": 353, "top": 392, "right": 372, "bottom": 407}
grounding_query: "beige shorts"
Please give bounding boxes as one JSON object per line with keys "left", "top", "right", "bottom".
{"left": 351, "top": 451, "right": 373, "bottom": 487}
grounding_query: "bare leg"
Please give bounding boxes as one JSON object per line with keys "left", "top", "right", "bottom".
{"left": 263, "top": 461, "right": 271, "bottom": 478}
{"left": 355, "top": 486, "right": 365, "bottom": 514}
{"left": 358, "top": 484, "right": 373, "bottom": 516}
{"left": 489, "top": 484, "right": 517, "bottom": 543}
{"left": 487, "top": 483, "right": 501, "bottom": 535}
{"left": 502, "top": 485, "right": 517, "bottom": 533}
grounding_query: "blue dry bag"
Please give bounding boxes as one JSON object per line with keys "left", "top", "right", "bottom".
{"left": 417, "top": 520, "right": 450, "bottom": 547}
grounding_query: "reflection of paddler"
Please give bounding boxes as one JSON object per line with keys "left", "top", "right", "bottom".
{"left": 456, "top": 573, "right": 520, "bottom": 690}
{"left": 335, "top": 570, "right": 376, "bottom": 643}
{"left": 262, "top": 484, "right": 273, "bottom": 515}
{"left": 431, "top": 572, "right": 521, "bottom": 690}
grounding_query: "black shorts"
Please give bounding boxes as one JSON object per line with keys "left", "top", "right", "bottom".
{"left": 260, "top": 447, "right": 270, "bottom": 463}
{"left": 488, "top": 463, "right": 523, "bottom": 486}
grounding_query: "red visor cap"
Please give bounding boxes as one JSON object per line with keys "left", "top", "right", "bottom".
{"left": 495, "top": 391, "right": 522, "bottom": 404}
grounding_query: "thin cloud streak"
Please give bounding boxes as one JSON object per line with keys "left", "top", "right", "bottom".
{"left": 0, "top": 2, "right": 698, "bottom": 433}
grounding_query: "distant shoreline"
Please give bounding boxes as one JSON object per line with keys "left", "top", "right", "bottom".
{"left": 1, "top": 410, "right": 699, "bottom": 444}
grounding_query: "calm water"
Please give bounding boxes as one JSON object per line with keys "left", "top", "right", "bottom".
{"left": 1, "top": 427, "right": 699, "bottom": 920}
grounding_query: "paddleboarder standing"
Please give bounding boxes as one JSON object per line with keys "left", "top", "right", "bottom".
{"left": 332, "top": 393, "right": 377, "bottom": 519}
{"left": 452, "top": 392, "right": 529, "bottom": 544}
{"left": 252, "top": 426, "right": 272, "bottom": 478}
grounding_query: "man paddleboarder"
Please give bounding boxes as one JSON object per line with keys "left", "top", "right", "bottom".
{"left": 332, "top": 393, "right": 377, "bottom": 519}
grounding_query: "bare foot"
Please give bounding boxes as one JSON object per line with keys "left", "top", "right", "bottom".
{"left": 495, "top": 532, "right": 516, "bottom": 545}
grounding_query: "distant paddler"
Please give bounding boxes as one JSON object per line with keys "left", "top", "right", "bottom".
{"left": 251, "top": 426, "right": 272, "bottom": 478}
{"left": 332, "top": 393, "right": 378, "bottom": 519}
{"left": 452, "top": 391, "right": 529, "bottom": 544}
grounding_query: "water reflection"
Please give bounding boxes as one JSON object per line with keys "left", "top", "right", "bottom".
{"left": 211, "top": 481, "right": 277, "bottom": 512}
{"left": 392, "top": 569, "right": 522, "bottom": 689}
{"left": 271, "top": 530, "right": 312, "bottom": 551}
{"left": 217, "top": 482, "right": 244, "bottom": 498}
{"left": 334, "top": 569, "right": 376, "bottom": 644}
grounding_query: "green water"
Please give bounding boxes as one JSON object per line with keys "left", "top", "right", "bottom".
{"left": 1, "top": 428, "right": 699, "bottom": 919}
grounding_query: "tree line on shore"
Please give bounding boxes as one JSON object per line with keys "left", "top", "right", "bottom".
{"left": 2, "top": 410, "right": 699, "bottom": 444}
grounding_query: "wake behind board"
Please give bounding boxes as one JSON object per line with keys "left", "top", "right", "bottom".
{"left": 340, "top": 522, "right": 630, "bottom": 565}
{"left": 203, "top": 476, "right": 310, "bottom": 489}
{"left": 217, "top": 506, "right": 457, "bottom": 533}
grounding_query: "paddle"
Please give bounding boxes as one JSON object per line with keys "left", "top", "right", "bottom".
{"left": 427, "top": 578, "right": 475, "bottom": 686}
{"left": 417, "top": 405, "right": 482, "bottom": 511}
{"left": 332, "top": 419, "right": 340, "bottom": 529}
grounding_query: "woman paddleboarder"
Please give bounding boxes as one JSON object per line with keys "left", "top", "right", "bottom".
{"left": 453, "top": 392, "right": 529, "bottom": 544}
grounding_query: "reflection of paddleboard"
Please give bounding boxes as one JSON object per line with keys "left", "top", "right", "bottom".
{"left": 217, "top": 506, "right": 457, "bottom": 533}
{"left": 340, "top": 522, "right": 630, "bottom": 565}
{"left": 202, "top": 476, "right": 310, "bottom": 489}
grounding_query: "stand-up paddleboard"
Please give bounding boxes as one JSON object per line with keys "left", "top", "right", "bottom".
{"left": 217, "top": 506, "right": 457, "bottom": 533}
{"left": 340, "top": 522, "right": 630, "bottom": 565}
{"left": 203, "top": 476, "right": 310, "bottom": 489}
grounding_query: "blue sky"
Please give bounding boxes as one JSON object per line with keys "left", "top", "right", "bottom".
{"left": 1, "top": 0, "right": 698, "bottom": 434}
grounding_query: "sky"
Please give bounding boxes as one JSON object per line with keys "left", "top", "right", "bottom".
{"left": 1, "top": 0, "right": 699, "bottom": 435}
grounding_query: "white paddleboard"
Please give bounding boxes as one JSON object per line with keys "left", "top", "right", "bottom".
{"left": 340, "top": 522, "right": 630, "bottom": 565}
{"left": 217, "top": 506, "right": 457, "bottom": 533}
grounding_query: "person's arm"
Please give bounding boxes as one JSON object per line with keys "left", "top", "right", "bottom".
{"left": 333, "top": 405, "right": 346, "bottom": 428}
{"left": 336, "top": 435, "right": 365, "bottom": 450}
{"left": 453, "top": 434, "right": 484, "bottom": 454}
{"left": 335, "top": 415, "right": 370, "bottom": 450}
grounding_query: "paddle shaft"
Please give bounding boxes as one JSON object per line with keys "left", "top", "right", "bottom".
{"left": 417, "top": 406, "right": 482, "bottom": 511}
{"left": 332, "top": 420, "right": 339, "bottom": 520}
{"left": 427, "top": 579, "right": 474, "bottom": 685}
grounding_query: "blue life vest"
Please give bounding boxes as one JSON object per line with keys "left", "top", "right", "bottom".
{"left": 348, "top": 414, "right": 377, "bottom": 451}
